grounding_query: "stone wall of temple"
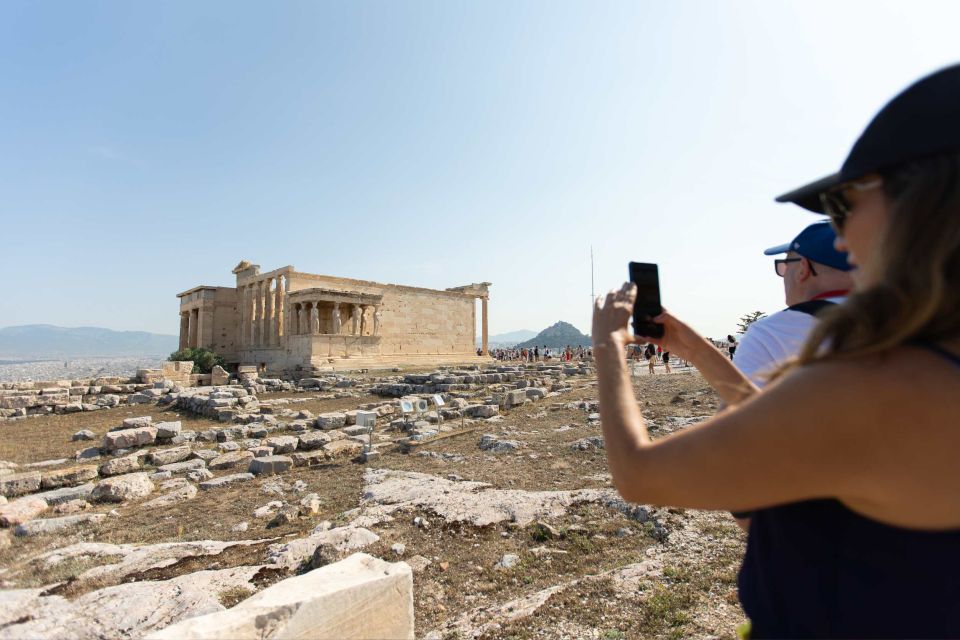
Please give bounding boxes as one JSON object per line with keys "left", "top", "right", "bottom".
{"left": 178, "top": 261, "right": 489, "bottom": 372}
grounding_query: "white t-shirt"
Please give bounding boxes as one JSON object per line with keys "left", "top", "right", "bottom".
{"left": 733, "top": 297, "right": 845, "bottom": 387}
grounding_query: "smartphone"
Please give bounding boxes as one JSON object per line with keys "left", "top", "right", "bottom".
{"left": 628, "top": 262, "right": 664, "bottom": 338}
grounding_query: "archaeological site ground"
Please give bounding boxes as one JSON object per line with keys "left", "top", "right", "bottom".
{"left": 0, "top": 359, "right": 747, "bottom": 639}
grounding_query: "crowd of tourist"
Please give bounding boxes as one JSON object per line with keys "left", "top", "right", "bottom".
{"left": 486, "top": 345, "right": 592, "bottom": 362}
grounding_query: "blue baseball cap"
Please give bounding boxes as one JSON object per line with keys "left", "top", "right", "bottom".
{"left": 763, "top": 221, "right": 853, "bottom": 272}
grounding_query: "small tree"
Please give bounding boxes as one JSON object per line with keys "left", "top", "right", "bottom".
{"left": 169, "top": 348, "right": 225, "bottom": 374}
{"left": 737, "top": 311, "right": 767, "bottom": 334}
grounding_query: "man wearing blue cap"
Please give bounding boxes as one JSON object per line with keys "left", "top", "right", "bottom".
{"left": 733, "top": 221, "right": 854, "bottom": 386}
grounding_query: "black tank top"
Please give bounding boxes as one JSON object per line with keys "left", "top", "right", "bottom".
{"left": 738, "top": 344, "right": 960, "bottom": 638}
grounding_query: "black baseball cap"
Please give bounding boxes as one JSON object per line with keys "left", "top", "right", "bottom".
{"left": 776, "top": 63, "right": 960, "bottom": 213}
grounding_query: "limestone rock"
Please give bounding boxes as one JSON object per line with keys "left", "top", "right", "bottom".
{"left": 478, "top": 434, "right": 521, "bottom": 453}
{"left": 266, "top": 526, "right": 379, "bottom": 570}
{"left": 98, "top": 454, "right": 142, "bottom": 477}
{"left": 121, "top": 416, "right": 153, "bottom": 428}
{"left": 148, "top": 445, "right": 192, "bottom": 466}
{"left": 299, "top": 493, "right": 322, "bottom": 516}
{"left": 0, "top": 496, "right": 48, "bottom": 527}
{"left": 0, "top": 471, "right": 41, "bottom": 497}
{"left": 316, "top": 412, "right": 347, "bottom": 429}
{"left": 570, "top": 436, "right": 605, "bottom": 451}
{"left": 465, "top": 404, "right": 499, "bottom": 418}
{"left": 199, "top": 473, "right": 254, "bottom": 490}
{"left": 323, "top": 439, "right": 363, "bottom": 459}
{"left": 103, "top": 426, "right": 157, "bottom": 451}
{"left": 72, "top": 429, "right": 96, "bottom": 441}
{"left": 154, "top": 421, "right": 182, "bottom": 439}
{"left": 34, "top": 482, "right": 95, "bottom": 506}
{"left": 91, "top": 472, "right": 155, "bottom": 503}
{"left": 40, "top": 465, "right": 98, "bottom": 490}
{"left": 158, "top": 459, "right": 206, "bottom": 474}
{"left": 291, "top": 451, "right": 328, "bottom": 467}
{"left": 143, "top": 484, "right": 198, "bottom": 508}
{"left": 187, "top": 468, "right": 214, "bottom": 483}
{"left": 147, "top": 554, "right": 413, "bottom": 640}
{"left": 264, "top": 435, "right": 298, "bottom": 454}
{"left": 297, "top": 431, "right": 330, "bottom": 451}
{"left": 209, "top": 450, "right": 254, "bottom": 471}
{"left": 14, "top": 513, "right": 106, "bottom": 537}
{"left": 53, "top": 499, "right": 91, "bottom": 515}
{"left": 248, "top": 456, "right": 293, "bottom": 476}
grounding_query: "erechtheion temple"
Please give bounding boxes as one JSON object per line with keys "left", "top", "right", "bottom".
{"left": 177, "top": 261, "right": 491, "bottom": 373}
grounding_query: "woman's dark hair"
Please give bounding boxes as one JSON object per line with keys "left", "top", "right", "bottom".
{"left": 795, "top": 151, "right": 960, "bottom": 366}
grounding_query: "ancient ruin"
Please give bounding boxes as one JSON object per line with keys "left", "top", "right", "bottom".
{"left": 177, "top": 261, "right": 491, "bottom": 373}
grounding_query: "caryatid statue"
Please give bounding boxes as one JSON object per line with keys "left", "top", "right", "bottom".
{"left": 373, "top": 307, "right": 382, "bottom": 336}
{"left": 332, "top": 303, "right": 342, "bottom": 335}
{"left": 351, "top": 304, "right": 362, "bottom": 335}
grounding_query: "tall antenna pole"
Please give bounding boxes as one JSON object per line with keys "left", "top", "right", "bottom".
{"left": 590, "top": 245, "right": 595, "bottom": 300}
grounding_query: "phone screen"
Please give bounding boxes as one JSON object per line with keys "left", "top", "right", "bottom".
{"left": 629, "top": 262, "right": 664, "bottom": 338}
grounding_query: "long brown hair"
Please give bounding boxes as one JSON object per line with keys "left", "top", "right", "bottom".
{"left": 795, "top": 151, "right": 960, "bottom": 366}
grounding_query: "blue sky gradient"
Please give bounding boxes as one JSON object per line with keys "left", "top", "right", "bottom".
{"left": 2, "top": 1, "right": 958, "bottom": 338}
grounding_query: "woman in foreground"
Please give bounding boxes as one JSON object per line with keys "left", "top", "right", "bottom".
{"left": 593, "top": 64, "right": 960, "bottom": 638}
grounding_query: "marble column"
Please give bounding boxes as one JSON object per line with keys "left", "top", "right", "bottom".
{"left": 254, "top": 281, "right": 264, "bottom": 346}
{"left": 481, "top": 298, "right": 489, "bottom": 356}
{"left": 274, "top": 274, "right": 284, "bottom": 346}
{"left": 179, "top": 312, "right": 189, "bottom": 350}
{"left": 188, "top": 308, "right": 198, "bottom": 349}
{"left": 246, "top": 284, "right": 256, "bottom": 346}
{"left": 263, "top": 278, "right": 274, "bottom": 347}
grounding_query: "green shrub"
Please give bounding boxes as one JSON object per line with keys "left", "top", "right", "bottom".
{"left": 168, "top": 348, "right": 224, "bottom": 374}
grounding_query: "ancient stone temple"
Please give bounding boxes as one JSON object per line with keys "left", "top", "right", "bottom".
{"left": 177, "top": 261, "right": 490, "bottom": 373}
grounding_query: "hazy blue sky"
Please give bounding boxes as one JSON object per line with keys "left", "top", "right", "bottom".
{"left": 2, "top": 1, "right": 958, "bottom": 338}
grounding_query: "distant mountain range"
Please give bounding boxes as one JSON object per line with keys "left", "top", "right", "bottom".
{"left": 0, "top": 325, "right": 178, "bottom": 358}
{"left": 516, "top": 321, "right": 591, "bottom": 349}
{"left": 477, "top": 329, "right": 538, "bottom": 348}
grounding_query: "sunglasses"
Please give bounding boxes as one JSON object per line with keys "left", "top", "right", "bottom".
{"left": 774, "top": 257, "right": 817, "bottom": 277}
{"left": 819, "top": 178, "right": 883, "bottom": 234}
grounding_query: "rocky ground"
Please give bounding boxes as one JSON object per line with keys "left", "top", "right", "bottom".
{"left": 0, "top": 365, "right": 747, "bottom": 639}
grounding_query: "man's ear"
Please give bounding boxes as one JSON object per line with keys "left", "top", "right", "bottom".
{"left": 799, "top": 258, "right": 815, "bottom": 281}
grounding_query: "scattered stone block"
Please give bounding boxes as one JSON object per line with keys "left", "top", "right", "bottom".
{"left": 297, "top": 431, "right": 331, "bottom": 451}
{"left": 121, "top": 416, "right": 153, "bottom": 429}
{"left": 0, "top": 471, "right": 42, "bottom": 497}
{"left": 72, "top": 430, "right": 96, "bottom": 441}
{"left": 147, "top": 553, "right": 413, "bottom": 640}
{"left": 465, "top": 404, "right": 499, "bottom": 418}
{"left": 154, "top": 421, "right": 182, "bottom": 439}
{"left": 0, "top": 496, "right": 48, "bottom": 527}
{"left": 323, "top": 439, "right": 363, "bottom": 459}
{"left": 190, "top": 449, "right": 219, "bottom": 462}
{"left": 316, "top": 412, "right": 347, "bottom": 429}
{"left": 478, "top": 434, "right": 521, "bottom": 453}
{"left": 249, "top": 456, "right": 293, "bottom": 476}
{"left": 265, "top": 435, "right": 298, "bottom": 454}
{"left": 99, "top": 454, "right": 142, "bottom": 477}
{"left": 209, "top": 450, "right": 254, "bottom": 471}
{"left": 199, "top": 473, "right": 254, "bottom": 490}
{"left": 91, "top": 472, "right": 155, "bottom": 503}
{"left": 148, "top": 445, "right": 192, "bottom": 467}
{"left": 34, "top": 483, "right": 95, "bottom": 506}
{"left": 14, "top": 513, "right": 106, "bottom": 537}
{"left": 299, "top": 493, "right": 322, "bottom": 516}
{"left": 52, "top": 499, "right": 91, "bottom": 515}
{"left": 103, "top": 426, "right": 157, "bottom": 451}
{"left": 158, "top": 459, "right": 207, "bottom": 474}
{"left": 75, "top": 447, "right": 101, "bottom": 461}
{"left": 291, "top": 451, "right": 328, "bottom": 467}
{"left": 570, "top": 436, "right": 605, "bottom": 451}
{"left": 143, "top": 483, "right": 198, "bottom": 508}
{"left": 40, "top": 466, "right": 98, "bottom": 490}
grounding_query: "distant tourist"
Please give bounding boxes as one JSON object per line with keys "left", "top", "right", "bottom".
{"left": 593, "top": 64, "right": 960, "bottom": 638}
{"left": 726, "top": 334, "right": 737, "bottom": 359}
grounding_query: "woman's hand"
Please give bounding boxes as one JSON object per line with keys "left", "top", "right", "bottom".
{"left": 592, "top": 282, "right": 637, "bottom": 352}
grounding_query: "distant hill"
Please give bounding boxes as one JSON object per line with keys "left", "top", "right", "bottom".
{"left": 516, "top": 321, "right": 591, "bottom": 349}
{"left": 477, "top": 329, "right": 538, "bottom": 348}
{"left": 0, "top": 325, "right": 178, "bottom": 358}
